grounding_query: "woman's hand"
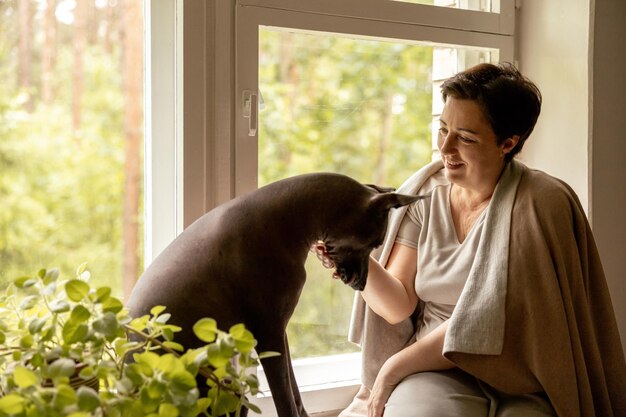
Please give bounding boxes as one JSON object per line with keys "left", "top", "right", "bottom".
{"left": 367, "top": 360, "right": 402, "bottom": 417}
{"left": 366, "top": 321, "right": 456, "bottom": 416}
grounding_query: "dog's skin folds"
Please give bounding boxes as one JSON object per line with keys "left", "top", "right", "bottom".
{"left": 127, "top": 173, "right": 424, "bottom": 417}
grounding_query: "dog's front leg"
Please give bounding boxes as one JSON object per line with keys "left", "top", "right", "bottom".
{"left": 258, "top": 331, "right": 309, "bottom": 417}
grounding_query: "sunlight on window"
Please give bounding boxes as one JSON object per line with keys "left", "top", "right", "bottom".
{"left": 392, "top": 0, "right": 497, "bottom": 13}
{"left": 258, "top": 28, "right": 497, "bottom": 360}
{"left": 0, "top": 0, "right": 144, "bottom": 298}
{"left": 259, "top": 28, "right": 434, "bottom": 359}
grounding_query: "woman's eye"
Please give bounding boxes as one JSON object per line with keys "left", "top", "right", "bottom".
{"left": 459, "top": 136, "right": 475, "bottom": 143}
{"left": 438, "top": 127, "right": 448, "bottom": 135}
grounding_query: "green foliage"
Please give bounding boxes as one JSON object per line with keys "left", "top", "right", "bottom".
{"left": 258, "top": 30, "right": 434, "bottom": 358}
{"left": 0, "top": 266, "right": 266, "bottom": 416}
{"left": 0, "top": 6, "right": 135, "bottom": 292}
{"left": 258, "top": 30, "right": 433, "bottom": 188}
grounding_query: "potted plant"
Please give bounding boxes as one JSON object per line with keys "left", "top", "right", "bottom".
{"left": 0, "top": 265, "right": 273, "bottom": 417}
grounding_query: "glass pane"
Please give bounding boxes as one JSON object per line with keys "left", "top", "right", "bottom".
{"left": 393, "top": 0, "right": 497, "bottom": 13}
{"left": 258, "top": 27, "right": 497, "bottom": 359}
{"left": 0, "top": 0, "right": 144, "bottom": 299}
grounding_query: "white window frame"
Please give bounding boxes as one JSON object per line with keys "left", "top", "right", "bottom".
{"left": 145, "top": 1, "right": 514, "bottom": 415}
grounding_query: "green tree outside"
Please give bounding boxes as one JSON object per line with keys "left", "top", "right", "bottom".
{"left": 258, "top": 29, "right": 434, "bottom": 357}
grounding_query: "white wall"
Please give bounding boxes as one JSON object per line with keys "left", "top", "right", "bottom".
{"left": 517, "top": 0, "right": 625, "bottom": 350}
{"left": 515, "top": 0, "right": 590, "bottom": 212}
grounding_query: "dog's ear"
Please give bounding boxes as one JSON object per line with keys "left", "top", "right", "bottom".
{"left": 364, "top": 184, "right": 396, "bottom": 194}
{"left": 369, "top": 192, "right": 429, "bottom": 213}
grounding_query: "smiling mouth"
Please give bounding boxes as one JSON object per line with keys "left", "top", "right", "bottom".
{"left": 444, "top": 159, "right": 464, "bottom": 169}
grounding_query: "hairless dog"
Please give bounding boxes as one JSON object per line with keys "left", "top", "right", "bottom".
{"left": 126, "top": 173, "right": 427, "bottom": 417}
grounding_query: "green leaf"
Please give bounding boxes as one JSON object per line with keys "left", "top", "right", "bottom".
{"left": 70, "top": 305, "right": 91, "bottom": 323}
{"left": 155, "top": 313, "right": 171, "bottom": 324}
{"left": 229, "top": 324, "right": 257, "bottom": 354}
{"left": 66, "top": 279, "right": 90, "bottom": 302}
{"left": 28, "top": 317, "right": 47, "bottom": 334}
{"left": 54, "top": 384, "right": 78, "bottom": 408}
{"left": 19, "top": 334, "right": 34, "bottom": 348}
{"left": 43, "top": 268, "right": 60, "bottom": 285}
{"left": 78, "top": 365, "right": 96, "bottom": 380}
{"left": 158, "top": 403, "right": 179, "bottom": 417}
{"left": 150, "top": 305, "right": 167, "bottom": 317}
{"left": 194, "top": 398, "right": 212, "bottom": 415}
{"left": 50, "top": 299, "right": 71, "bottom": 313}
{"left": 129, "top": 315, "right": 149, "bottom": 332}
{"left": 62, "top": 320, "right": 89, "bottom": 344}
{"left": 205, "top": 342, "right": 233, "bottom": 368}
{"left": 30, "top": 353, "right": 44, "bottom": 367}
{"left": 156, "top": 354, "right": 184, "bottom": 374}
{"left": 19, "top": 295, "right": 39, "bottom": 310}
{"left": 162, "top": 341, "right": 184, "bottom": 352}
{"left": 243, "top": 399, "right": 262, "bottom": 414}
{"left": 101, "top": 296, "right": 123, "bottom": 313}
{"left": 48, "top": 358, "right": 76, "bottom": 379}
{"left": 0, "top": 394, "right": 26, "bottom": 414}
{"left": 146, "top": 379, "right": 166, "bottom": 399}
{"left": 42, "top": 281, "right": 58, "bottom": 296}
{"left": 76, "top": 263, "right": 88, "bottom": 278}
{"left": 94, "top": 286, "right": 111, "bottom": 303}
{"left": 134, "top": 351, "right": 160, "bottom": 369}
{"left": 14, "top": 366, "right": 39, "bottom": 388}
{"left": 258, "top": 351, "right": 281, "bottom": 360}
{"left": 15, "top": 276, "right": 37, "bottom": 288}
{"left": 193, "top": 318, "right": 217, "bottom": 343}
{"left": 114, "top": 339, "right": 140, "bottom": 359}
{"left": 68, "top": 413, "right": 92, "bottom": 417}
{"left": 93, "top": 311, "right": 120, "bottom": 341}
{"left": 77, "top": 386, "right": 101, "bottom": 412}
{"left": 169, "top": 370, "right": 197, "bottom": 392}
{"left": 209, "top": 389, "right": 240, "bottom": 416}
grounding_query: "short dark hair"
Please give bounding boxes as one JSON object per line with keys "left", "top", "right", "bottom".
{"left": 440, "top": 62, "right": 542, "bottom": 161}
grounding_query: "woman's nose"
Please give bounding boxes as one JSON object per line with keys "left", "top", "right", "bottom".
{"left": 439, "top": 133, "right": 454, "bottom": 154}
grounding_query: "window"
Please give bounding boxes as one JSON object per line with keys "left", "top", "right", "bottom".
{"left": 146, "top": 0, "right": 514, "bottom": 415}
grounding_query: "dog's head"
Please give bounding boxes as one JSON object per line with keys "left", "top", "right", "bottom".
{"left": 314, "top": 183, "right": 427, "bottom": 291}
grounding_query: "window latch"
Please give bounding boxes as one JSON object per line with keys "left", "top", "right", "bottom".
{"left": 242, "top": 90, "right": 258, "bottom": 137}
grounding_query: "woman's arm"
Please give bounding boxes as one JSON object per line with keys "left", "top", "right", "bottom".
{"left": 368, "top": 320, "right": 455, "bottom": 417}
{"left": 360, "top": 243, "right": 419, "bottom": 324}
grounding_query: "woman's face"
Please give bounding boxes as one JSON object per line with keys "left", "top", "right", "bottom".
{"left": 438, "top": 97, "right": 516, "bottom": 194}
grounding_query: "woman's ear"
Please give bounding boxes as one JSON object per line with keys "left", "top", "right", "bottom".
{"left": 502, "top": 135, "right": 520, "bottom": 156}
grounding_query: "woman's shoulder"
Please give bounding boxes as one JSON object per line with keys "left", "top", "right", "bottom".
{"left": 516, "top": 163, "right": 584, "bottom": 214}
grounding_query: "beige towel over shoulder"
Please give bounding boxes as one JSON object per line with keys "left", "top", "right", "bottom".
{"left": 346, "top": 160, "right": 626, "bottom": 417}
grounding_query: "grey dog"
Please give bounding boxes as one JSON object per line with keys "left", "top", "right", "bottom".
{"left": 126, "top": 173, "right": 424, "bottom": 417}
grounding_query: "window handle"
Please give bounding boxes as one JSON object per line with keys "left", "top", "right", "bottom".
{"left": 242, "top": 90, "right": 258, "bottom": 136}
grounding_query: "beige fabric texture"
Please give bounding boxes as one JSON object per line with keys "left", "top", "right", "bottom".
{"left": 344, "top": 160, "right": 626, "bottom": 417}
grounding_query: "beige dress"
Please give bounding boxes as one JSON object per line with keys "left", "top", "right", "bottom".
{"left": 382, "top": 171, "right": 554, "bottom": 417}
{"left": 395, "top": 171, "right": 485, "bottom": 342}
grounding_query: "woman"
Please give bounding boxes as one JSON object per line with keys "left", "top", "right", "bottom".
{"left": 336, "top": 63, "right": 626, "bottom": 417}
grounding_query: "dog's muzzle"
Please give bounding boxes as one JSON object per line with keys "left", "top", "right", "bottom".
{"left": 311, "top": 241, "right": 366, "bottom": 291}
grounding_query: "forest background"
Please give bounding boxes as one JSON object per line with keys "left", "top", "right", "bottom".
{"left": 0, "top": 0, "right": 434, "bottom": 357}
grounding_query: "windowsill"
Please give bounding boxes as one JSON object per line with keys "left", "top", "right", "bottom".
{"left": 250, "top": 352, "right": 362, "bottom": 416}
